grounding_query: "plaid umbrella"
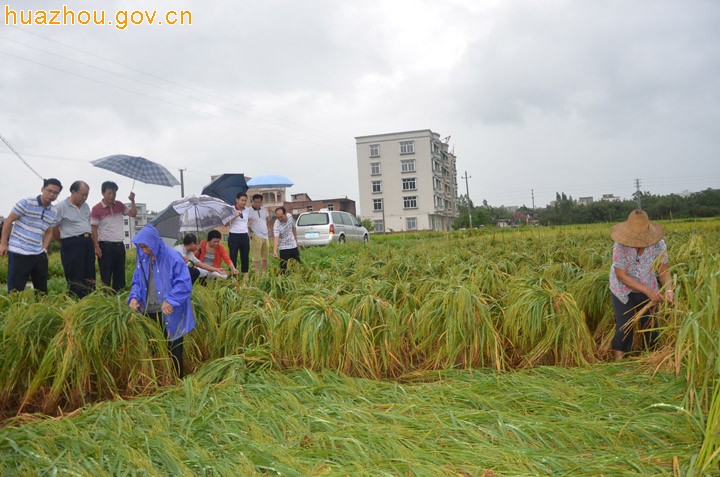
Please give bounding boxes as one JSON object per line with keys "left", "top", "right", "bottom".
{"left": 91, "top": 154, "right": 180, "bottom": 187}
{"left": 151, "top": 195, "right": 235, "bottom": 244}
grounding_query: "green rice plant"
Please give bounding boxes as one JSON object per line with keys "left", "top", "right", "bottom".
{"left": 675, "top": 263, "right": 720, "bottom": 411}
{"left": 503, "top": 277, "right": 595, "bottom": 367}
{"left": 336, "top": 293, "right": 409, "bottom": 377}
{"left": 0, "top": 296, "right": 65, "bottom": 413}
{"left": 20, "top": 292, "right": 175, "bottom": 414}
{"left": 570, "top": 269, "right": 613, "bottom": 333}
{"left": 272, "top": 294, "right": 378, "bottom": 377}
{"left": 215, "top": 302, "right": 273, "bottom": 358}
{"left": 414, "top": 285, "right": 504, "bottom": 371}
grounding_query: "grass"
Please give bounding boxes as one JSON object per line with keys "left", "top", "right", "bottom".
{"left": 1, "top": 220, "right": 720, "bottom": 472}
{"left": 0, "top": 360, "right": 702, "bottom": 475}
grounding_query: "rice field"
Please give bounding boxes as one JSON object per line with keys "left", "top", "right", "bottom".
{"left": 1, "top": 219, "right": 719, "bottom": 475}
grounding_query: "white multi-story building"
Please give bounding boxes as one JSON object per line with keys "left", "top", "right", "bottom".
{"left": 122, "top": 203, "right": 156, "bottom": 249}
{"left": 356, "top": 129, "right": 459, "bottom": 232}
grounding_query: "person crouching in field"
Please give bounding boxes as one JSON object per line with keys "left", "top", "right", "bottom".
{"left": 609, "top": 209, "right": 674, "bottom": 360}
{"left": 128, "top": 225, "right": 195, "bottom": 378}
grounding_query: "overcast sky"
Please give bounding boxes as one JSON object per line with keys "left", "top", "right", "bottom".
{"left": 2, "top": 0, "right": 719, "bottom": 215}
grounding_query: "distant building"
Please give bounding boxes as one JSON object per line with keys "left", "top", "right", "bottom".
{"left": 356, "top": 129, "right": 459, "bottom": 232}
{"left": 578, "top": 196, "right": 593, "bottom": 205}
{"left": 122, "top": 203, "right": 156, "bottom": 249}
{"left": 285, "top": 193, "right": 357, "bottom": 217}
{"left": 600, "top": 194, "right": 622, "bottom": 202}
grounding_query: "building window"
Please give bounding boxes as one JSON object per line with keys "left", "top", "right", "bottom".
{"left": 124, "top": 219, "right": 129, "bottom": 225}
{"left": 406, "top": 217, "right": 417, "bottom": 230}
{"left": 402, "top": 177, "right": 416, "bottom": 191}
{"left": 401, "top": 159, "right": 415, "bottom": 173}
{"left": 403, "top": 196, "right": 418, "bottom": 209}
{"left": 435, "top": 195, "right": 444, "bottom": 208}
{"left": 373, "top": 219, "right": 384, "bottom": 232}
{"left": 400, "top": 140, "right": 415, "bottom": 154}
{"left": 369, "top": 144, "right": 380, "bottom": 157}
{"left": 432, "top": 159, "right": 441, "bottom": 172}
{"left": 433, "top": 177, "right": 442, "bottom": 190}
{"left": 372, "top": 180, "right": 382, "bottom": 193}
{"left": 124, "top": 231, "right": 130, "bottom": 237}
{"left": 373, "top": 198, "right": 383, "bottom": 211}
{"left": 326, "top": 203, "right": 334, "bottom": 211}
{"left": 371, "top": 162, "right": 381, "bottom": 175}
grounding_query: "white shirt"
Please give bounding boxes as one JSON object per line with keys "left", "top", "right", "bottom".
{"left": 228, "top": 207, "right": 250, "bottom": 234}
{"left": 248, "top": 206, "right": 270, "bottom": 239}
{"left": 56, "top": 198, "right": 91, "bottom": 238}
{"left": 173, "top": 244, "right": 201, "bottom": 265}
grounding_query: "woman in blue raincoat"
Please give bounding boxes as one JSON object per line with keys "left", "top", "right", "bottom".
{"left": 128, "top": 225, "right": 195, "bottom": 378}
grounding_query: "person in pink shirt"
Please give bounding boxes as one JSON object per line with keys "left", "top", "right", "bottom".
{"left": 608, "top": 210, "right": 674, "bottom": 360}
{"left": 90, "top": 181, "right": 137, "bottom": 292}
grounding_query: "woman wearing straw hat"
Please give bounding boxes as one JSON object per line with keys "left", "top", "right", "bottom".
{"left": 609, "top": 209, "right": 674, "bottom": 360}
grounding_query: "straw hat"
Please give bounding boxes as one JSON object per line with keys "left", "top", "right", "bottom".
{"left": 610, "top": 209, "right": 665, "bottom": 247}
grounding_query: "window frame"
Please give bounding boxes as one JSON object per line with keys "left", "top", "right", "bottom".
{"left": 370, "top": 162, "right": 381, "bottom": 176}
{"left": 403, "top": 196, "right": 418, "bottom": 209}
{"left": 400, "top": 159, "right": 415, "bottom": 173}
{"left": 372, "top": 198, "right": 383, "bottom": 211}
{"left": 369, "top": 144, "right": 380, "bottom": 157}
{"left": 399, "top": 140, "right": 415, "bottom": 155}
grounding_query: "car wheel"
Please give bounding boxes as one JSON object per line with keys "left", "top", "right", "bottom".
{"left": 363, "top": 234, "right": 369, "bottom": 243}
{"left": 338, "top": 235, "right": 346, "bottom": 244}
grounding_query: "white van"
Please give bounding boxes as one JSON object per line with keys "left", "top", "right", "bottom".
{"left": 296, "top": 210, "right": 369, "bottom": 246}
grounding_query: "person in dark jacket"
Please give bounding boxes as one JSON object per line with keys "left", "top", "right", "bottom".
{"left": 128, "top": 225, "right": 195, "bottom": 378}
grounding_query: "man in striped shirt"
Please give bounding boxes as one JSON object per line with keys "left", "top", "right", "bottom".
{"left": 272, "top": 207, "right": 301, "bottom": 271}
{"left": 0, "top": 178, "right": 63, "bottom": 293}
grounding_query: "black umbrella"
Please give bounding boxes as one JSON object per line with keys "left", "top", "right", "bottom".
{"left": 201, "top": 173, "right": 248, "bottom": 206}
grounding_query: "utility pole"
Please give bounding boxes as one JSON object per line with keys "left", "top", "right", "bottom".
{"left": 461, "top": 171, "right": 472, "bottom": 229}
{"left": 634, "top": 178, "right": 641, "bottom": 209}
{"left": 179, "top": 168, "right": 186, "bottom": 197}
{"left": 531, "top": 189, "right": 535, "bottom": 212}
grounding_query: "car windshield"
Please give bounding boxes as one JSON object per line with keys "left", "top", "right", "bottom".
{"left": 297, "top": 213, "right": 329, "bottom": 226}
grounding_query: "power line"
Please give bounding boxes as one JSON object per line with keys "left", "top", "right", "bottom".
{"left": 4, "top": 27, "right": 350, "bottom": 147}
{"left": 0, "top": 49, "right": 351, "bottom": 153}
{"left": 0, "top": 133, "right": 43, "bottom": 179}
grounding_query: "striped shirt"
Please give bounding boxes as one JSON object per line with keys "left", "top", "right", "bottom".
{"left": 8, "top": 196, "right": 60, "bottom": 255}
{"left": 273, "top": 214, "right": 297, "bottom": 250}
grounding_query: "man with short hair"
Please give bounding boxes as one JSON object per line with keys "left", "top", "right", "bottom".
{"left": 272, "top": 206, "right": 301, "bottom": 271}
{"left": 173, "top": 234, "right": 227, "bottom": 284}
{"left": 53, "top": 181, "right": 95, "bottom": 298}
{"left": 248, "top": 193, "right": 271, "bottom": 276}
{"left": 226, "top": 192, "right": 250, "bottom": 283}
{"left": 0, "top": 178, "right": 63, "bottom": 293}
{"left": 90, "top": 181, "right": 137, "bottom": 292}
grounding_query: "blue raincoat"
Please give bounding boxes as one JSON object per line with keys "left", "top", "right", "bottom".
{"left": 128, "top": 225, "right": 195, "bottom": 340}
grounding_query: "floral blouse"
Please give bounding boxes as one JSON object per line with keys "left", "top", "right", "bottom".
{"left": 609, "top": 239, "right": 668, "bottom": 304}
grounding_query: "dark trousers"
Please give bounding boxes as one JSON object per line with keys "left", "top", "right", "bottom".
{"left": 60, "top": 235, "right": 96, "bottom": 298}
{"left": 612, "top": 292, "right": 658, "bottom": 353}
{"left": 7, "top": 252, "right": 48, "bottom": 293}
{"left": 148, "top": 312, "right": 184, "bottom": 378}
{"left": 228, "top": 232, "right": 250, "bottom": 273}
{"left": 98, "top": 241, "right": 126, "bottom": 292}
{"left": 279, "top": 247, "right": 301, "bottom": 271}
{"left": 188, "top": 266, "right": 200, "bottom": 284}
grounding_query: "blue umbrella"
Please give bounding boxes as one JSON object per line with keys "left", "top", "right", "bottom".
{"left": 91, "top": 154, "right": 180, "bottom": 188}
{"left": 201, "top": 173, "right": 248, "bottom": 206}
{"left": 246, "top": 174, "right": 294, "bottom": 188}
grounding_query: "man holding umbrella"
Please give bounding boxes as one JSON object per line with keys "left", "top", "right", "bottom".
{"left": 91, "top": 181, "right": 137, "bottom": 292}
